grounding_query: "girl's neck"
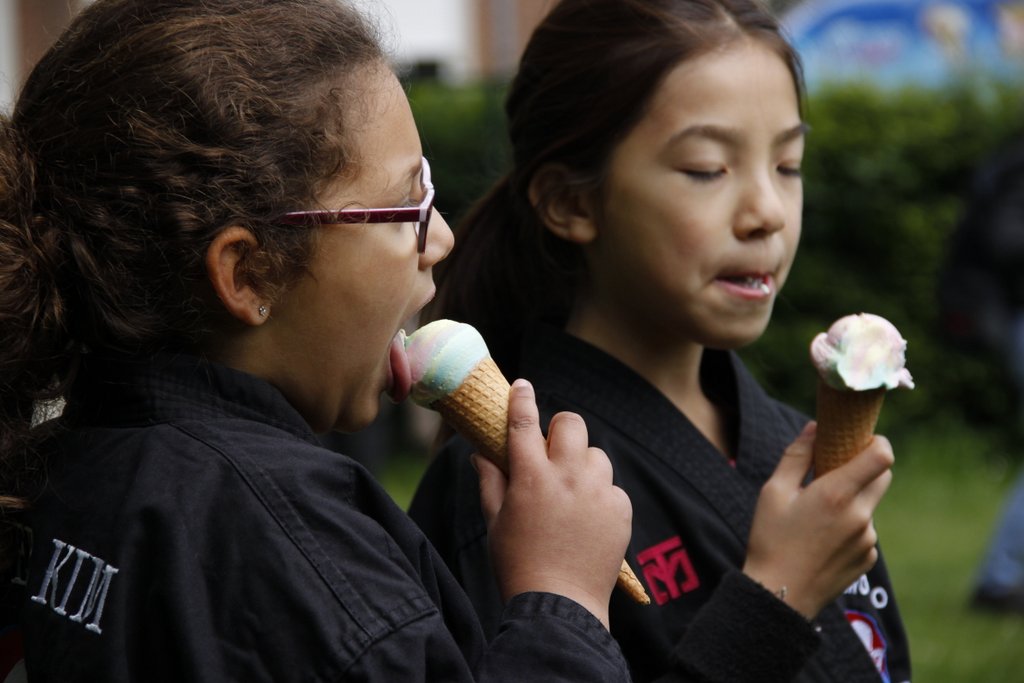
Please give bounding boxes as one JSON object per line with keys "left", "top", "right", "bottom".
{"left": 564, "top": 314, "right": 734, "bottom": 458}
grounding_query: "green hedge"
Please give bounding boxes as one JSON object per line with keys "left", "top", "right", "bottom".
{"left": 407, "top": 80, "right": 510, "bottom": 225}
{"left": 749, "top": 82, "right": 1024, "bottom": 447}
{"left": 409, "top": 78, "right": 1024, "bottom": 451}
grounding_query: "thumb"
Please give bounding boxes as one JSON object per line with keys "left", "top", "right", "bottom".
{"left": 475, "top": 453, "right": 508, "bottom": 529}
{"left": 772, "top": 422, "right": 816, "bottom": 487}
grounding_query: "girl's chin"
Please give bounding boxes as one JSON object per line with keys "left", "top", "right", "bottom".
{"left": 700, "top": 317, "right": 772, "bottom": 350}
{"left": 330, "top": 407, "right": 377, "bottom": 435}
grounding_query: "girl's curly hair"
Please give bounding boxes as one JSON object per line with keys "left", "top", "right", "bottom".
{"left": 0, "top": 0, "right": 385, "bottom": 558}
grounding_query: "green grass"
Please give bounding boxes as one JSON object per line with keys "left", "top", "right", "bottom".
{"left": 876, "top": 426, "right": 1024, "bottom": 682}
{"left": 381, "top": 424, "right": 1024, "bottom": 680}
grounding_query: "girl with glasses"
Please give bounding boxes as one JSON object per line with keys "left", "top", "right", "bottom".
{"left": 0, "top": 1, "right": 633, "bottom": 680}
{"left": 410, "top": 0, "right": 911, "bottom": 681}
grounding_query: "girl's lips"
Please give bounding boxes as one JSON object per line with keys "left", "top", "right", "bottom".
{"left": 386, "top": 331, "right": 412, "bottom": 404}
{"left": 386, "top": 287, "right": 434, "bottom": 404}
{"left": 716, "top": 273, "right": 774, "bottom": 299}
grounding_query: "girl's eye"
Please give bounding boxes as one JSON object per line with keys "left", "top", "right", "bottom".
{"left": 683, "top": 169, "right": 725, "bottom": 182}
{"left": 778, "top": 165, "right": 802, "bottom": 178}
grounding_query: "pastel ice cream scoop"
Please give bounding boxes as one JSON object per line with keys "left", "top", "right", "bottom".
{"left": 405, "top": 319, "right": 509, "bottom": 467}
{"left": 405, "top": 319, "right": 650, "bottom": 605}
{"left": 811, "top": 313, "right": 914, "bottom": 392}
{"left": 809, "top": 313, "right": 914, "bottom": 475}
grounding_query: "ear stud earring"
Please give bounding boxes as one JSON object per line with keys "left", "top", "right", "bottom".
{"left": 258, "top": 305, "right": 268, "bottom": 318}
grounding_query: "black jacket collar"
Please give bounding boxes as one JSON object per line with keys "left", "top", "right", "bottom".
{"left": 65, "top": 351, "right": 317, "bottom": 442}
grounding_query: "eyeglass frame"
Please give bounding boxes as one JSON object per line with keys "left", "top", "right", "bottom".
{"left": 275, "top": 157, "right": 434, "bottom": 253}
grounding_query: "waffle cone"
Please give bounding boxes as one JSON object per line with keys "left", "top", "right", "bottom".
{"left": 433, "top": 358, "right": 651, "bottom": 605}
{"left": 614, "top": 562, "right": 651, "bottom": 605}
{"left": 435, "top": 357, "right": 512, "bottom": 471}
{"left": 813, "top": 380, "right": 886, "bottom": 476}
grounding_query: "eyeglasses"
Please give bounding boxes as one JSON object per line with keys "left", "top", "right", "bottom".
{"left": 276, "top": 157, "right": 434, "bottom": 253}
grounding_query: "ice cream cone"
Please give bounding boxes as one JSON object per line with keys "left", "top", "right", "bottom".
{"left": 414, "top": 331, "right": 651, "bottom": 605}
{"left": 813, "top": 380, "right": 886, "bottom": 475}
{"left": 809, "top": 313, "right": 914, "bottom": 476}
{"left": 434, "top": 357, "right": 511, "bottom": 470}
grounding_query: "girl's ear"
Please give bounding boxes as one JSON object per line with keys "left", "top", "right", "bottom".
{"left": 206, "top": 226, "right": 269, "bottom": 326}
{"left": 528, "top": 163, "right": 598, "bottom": 244}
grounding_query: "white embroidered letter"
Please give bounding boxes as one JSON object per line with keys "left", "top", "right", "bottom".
{"left": 69, "top": 558, "right": 119, "bottom": 634}
{"left": 30, "top": 539, "right": 76, "bottom": 607}
{"left": 30, "top": 538, "right": 119, "bottom": 635}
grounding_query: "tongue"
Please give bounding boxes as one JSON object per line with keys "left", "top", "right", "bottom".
{"left": 387, "top": 332, "right": 412, "bottom": 404}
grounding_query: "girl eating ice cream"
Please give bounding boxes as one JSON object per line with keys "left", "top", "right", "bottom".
{"left": 0, "top": 1, "right": 635, "bottom": 679}
{"left": 409, "top": 0, "right": 911, "bottom": 681}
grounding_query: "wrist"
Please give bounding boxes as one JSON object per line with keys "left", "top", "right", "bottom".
{"left": 769, "top": 584, "right": 819, "bottom": 620}
{"left": 741, "top": 567, "right": 822, "bottom": 620}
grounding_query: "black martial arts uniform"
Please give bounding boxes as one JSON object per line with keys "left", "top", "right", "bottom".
{"left": 410, "top": 324, "right": 911, "bottom": 683}
{"left": 0, "top": 350, "right": 630, "bottom": 682}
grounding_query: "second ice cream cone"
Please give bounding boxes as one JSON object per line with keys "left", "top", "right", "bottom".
{"left": 813, "top": 380, "right": 886, "bottom": 475}
{"left": 809, "top": 314, "right": 913, "bottom": 475}
{"left": 428, "top": 355, "right": 651, "bottom": 605}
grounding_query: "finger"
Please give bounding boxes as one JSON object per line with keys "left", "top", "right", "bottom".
{"left": 853, "top": 523, "right": 881, "bottom": 573}
{"left": 834, "top": 436, "right": 895, "bottom": 493}
{"left": 771, "top": 422, "right": 816, "bottom": 486}
{"left": 857, "top": 466, "right": 894, "bottom": 512}
{"left": 475, "top": 453, "right": 508, "bottom": 529}
{"left": 505, "top": 379, "right": 547, "bottom": 478}
{"left": 588, "top": 447, "right": 615, "bottom": 484}
{"left": 546, "top": 411, "right": 589, "bottom": 464}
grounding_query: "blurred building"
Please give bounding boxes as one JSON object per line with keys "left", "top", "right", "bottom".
{"left": 360, "top": 0, "right": 552, "bottom": 81}
{"left": 0, "top": 0, "right": 553, "bottom": 112}
{"left": 0, "top": 0, "right": 92, "bottom": 112}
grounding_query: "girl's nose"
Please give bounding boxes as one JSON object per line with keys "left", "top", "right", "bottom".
{"left": 734, "top": 174, "right": 787, "bottom": 239}
{"left": 422, "top": 207, "right": 454, "bottom": 265}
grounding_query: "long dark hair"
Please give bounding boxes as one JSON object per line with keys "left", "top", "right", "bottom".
{"left": 0, "top": 0, "right": 383, "bottom": 539}
{"left": 430, "top": 0, "right": 804, "bottom": 375}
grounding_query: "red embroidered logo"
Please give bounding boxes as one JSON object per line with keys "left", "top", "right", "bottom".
{"left": 637, "top": 536, "right": 700, "bottom": 605}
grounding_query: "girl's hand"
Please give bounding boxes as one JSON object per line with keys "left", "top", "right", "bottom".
{"left": 742, "top": 422, "right": 894, "bottom": 620}
{"left": 476, "top": 379, "right": 632, "bottom": 629}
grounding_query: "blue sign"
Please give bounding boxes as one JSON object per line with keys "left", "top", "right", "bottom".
{"left": 782, "top": 0, "right": 1024, "bottom": 88}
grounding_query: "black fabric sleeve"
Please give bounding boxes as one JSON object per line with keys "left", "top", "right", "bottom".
{"left": 345, "top": 592, "right": 632, "bottom": 682}
{"left": 482, "top": 592, "right": 632, "bottom": 682}
{"left": 655, "top": 571, "right": 821, "bottom": 683}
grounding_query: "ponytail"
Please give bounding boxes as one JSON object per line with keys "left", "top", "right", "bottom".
{"left": 429, "top": 175, "right": 580, "bottom": 377}
{"left": 0, "top": 116, "right": 72, "bottom": 537}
